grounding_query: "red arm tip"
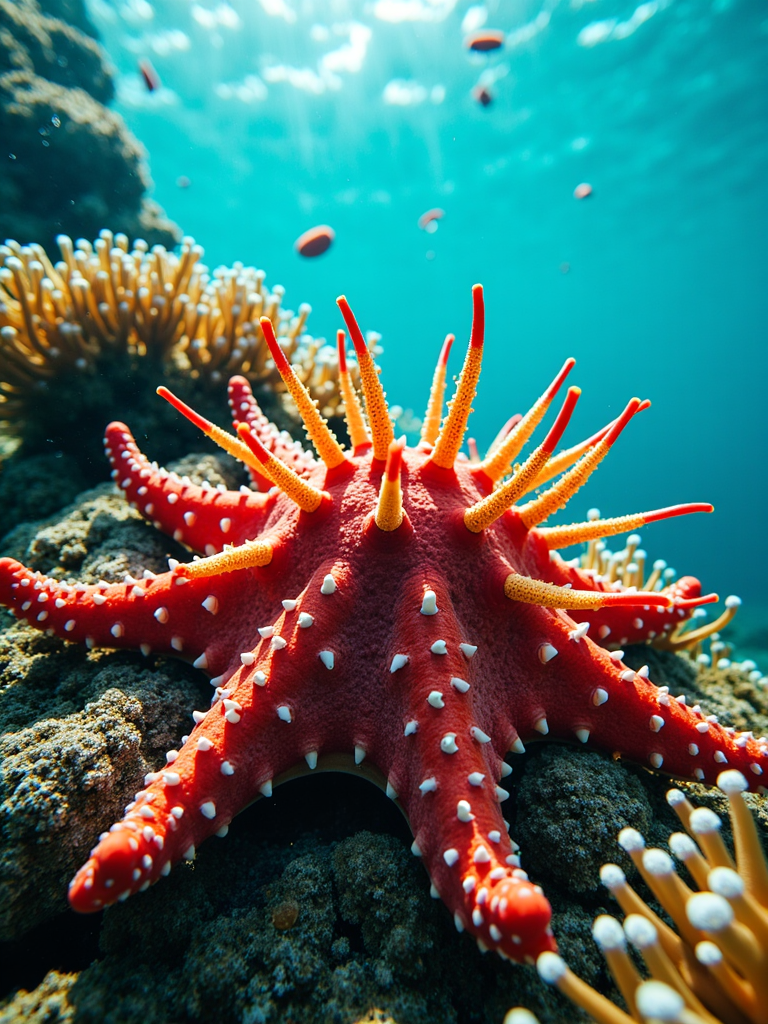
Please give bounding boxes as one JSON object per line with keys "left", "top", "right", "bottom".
{"left": 542, "top": 386, "right": 581, "bottom": 454}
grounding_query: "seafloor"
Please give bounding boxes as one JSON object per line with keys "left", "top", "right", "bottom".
{"left": 0, "top": 441, "right": 766, "bottom": 1024}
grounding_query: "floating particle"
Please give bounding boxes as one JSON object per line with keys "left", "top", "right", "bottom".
{"left": 176, "top": 175, "right": 191, "bottom": 189}
{"left": 573, "top": 182, "right": 593, "bottom": 200}
{"left": 271, "top": 899, "right": 299, "bottom": 930}
{"left": 473, "top": 85, "right": 493, "bottom": 107}
{"left": 294, "top": 224, "right": 335, "bottom": 258}
{"left": 139, "top": 58, "right": 161, "bottom": 93}
{"left": 560, "top": 262, "right": 570, "bottom": 274}
{"left": 464, "top": 30, "right": 505, "bottom": 52}
{"left": 418, "top": 208, "right": 444, "bottom": 233}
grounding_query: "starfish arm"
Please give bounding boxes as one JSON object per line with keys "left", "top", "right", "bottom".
{"left": 105, "top": 422, "right": 275, "bottom": 554}
{"left": 0, "top": 558, "right": 264, "bottom": 669}
{"left": 227, "top": 375, "right": 317, "bottom": 487}
{"left": 67, "top": 662, "right": 306, "bottom": 912}
{"left": 378, "top": 573, "right": 555, "bottom": 963}
{"left": 522, "top": 528, "right": 710, "bottom": 646}
{"left": 570, "top": 575, "right": 710, "bottom": 647}
{"left": 500, "top": 610, "right": 768, "bottom": 790}
{"left": 68, "top": 560, "right": 370, "bottom": 913}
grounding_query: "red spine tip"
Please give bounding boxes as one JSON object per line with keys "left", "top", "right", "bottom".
{"left": 604, "top": 397, "right": 642, "bottom": 446}
{"left": 542, "top": 386, "right": 581, "bottom": 454}
{"left": 336, "top": 296, "right": 368, "bottom": 357}
{"left": 337, "top": 329, "right": 347, "bottom": 374}
{"left": 608, "top": 590, "right": 672, "bottom": 609}
{"left": 236, "top": 422, "right": 270, "bottom": 465}
{"left": 544, "top": 357, "right": 576, "bottom": 399}
{"left": 260, "top": 316, "right": 290, "bottom": 374}
{"left": 439, "top": 333, "right": 455, "bottom": 368}
{"left": 469, "top": 284, "right": 485, "bottom": 349}
{"left": 156, "top": 386, "right": 213, "bottom": 433}
{"left": 642, "top": 503, "right": 714, "bottom": 525}
{"left": 675, "top": 593, "right": 719, "bottom": 609}
{"left": 385, "top": 436, "right": 406, "bottom": 481}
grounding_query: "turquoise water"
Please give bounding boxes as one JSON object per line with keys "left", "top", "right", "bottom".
{"left": 92, "top": 0, "right": 766, "bottom": 605}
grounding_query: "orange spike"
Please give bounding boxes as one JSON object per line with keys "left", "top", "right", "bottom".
{"left": 375, "top": 436, "right": 406, "bottom": 532}
{"left": 336, "top": 329, "right": 370, "bottom": 451}
{"left": 173, "top": 538, "right": 273, "bottom": 579}
{"left": 429, "top": 285, "right": 484, "bottom": 470}
{"left": 420, "top": 333, "right": 454, "bottom": 445}
{"left": 237, "top": 423, "right": 324, "bottom": 512}
{"left": 480, "top": 357, "right": 576, "bottom": 482}
{"left": 518, "top": 398, "right": 644, "bottom": 530}
{"left": 260, "top": 316, "right": 346, "bottom": 469}
{"left": 157, "top": 386, "right": 264, "bottom": 472}
{"left": 464, "top": 387, "right": 581, "bottom": 534}
{"left": 539, "top": 503, "right": 714, "bottom": 550}
{"left": 336, "top": 297, "right": 393, "bottom": 461}
{"left": 503, "top": 573, "right": 672, "bottom": 610}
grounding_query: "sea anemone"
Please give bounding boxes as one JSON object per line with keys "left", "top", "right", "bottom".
{"left": 515, "top": 769, "right": 767, "bottom": 1024}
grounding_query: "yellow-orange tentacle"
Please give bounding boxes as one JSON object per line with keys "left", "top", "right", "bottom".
{"left": 174, "top": 539, "right": 273, "bottom": 578}
{"left": 336, "top": 297, "right": 393, "bottom": 461}
{"left": 156, "top": 386, "right": 268, "bottom": 474}
{"left": 420, "top": 333, "right": 454, "bottom": 446}
{"left": 539, "top": 503, "right": 714, "bottom": 550}
{"left": 236, "top": 423, "right": 324, "bottom": 512}
{"left": 518, "top": 398, "right": 644, "bottom": 530}
{"left": 260, "top": 316, "right": 346, "bottom": 469}
{"left": 480, "top": 358, "right": 576, "bottom": 482}
{"left": 429, "top": 285, "right": 484, "bottom": 470}
{"left": 375, "top": 436, "right": 406, "bottom": 532}
{"left": 503, "top": 574, "right": 671, "bottom": 610}
{"left": 336, "top": 329, "right": 371, "bottom": 451}
{"left": 464, "top": 387, "right": 581, "bottom": 534}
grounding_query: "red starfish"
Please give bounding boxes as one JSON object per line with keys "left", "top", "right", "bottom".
{"left": 0, "top": 285, "right": 764, "bottom": 964}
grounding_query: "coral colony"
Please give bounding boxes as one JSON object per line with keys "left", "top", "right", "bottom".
{"left": 0, "top": 284, "right": 764, "bottom": 966}
{"left": 0, "top": 232, "right": 350, "bottom": 427}
{"left": 511, "top": 770, "right": 768, "bottom": 1024}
